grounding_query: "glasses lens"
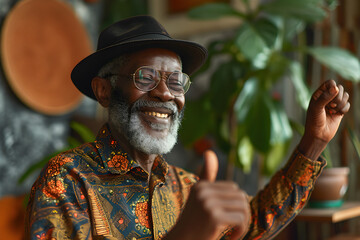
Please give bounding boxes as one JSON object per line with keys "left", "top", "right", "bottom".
{"left": 134, "top": 67, "right": 159, "bottom": 91}
{"left": 168, "top": 72, "right": 190, "bottom": 95}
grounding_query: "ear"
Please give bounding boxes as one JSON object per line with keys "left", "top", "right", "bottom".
{"left": 91, "top": 77, "right": 112, "bottom": 107}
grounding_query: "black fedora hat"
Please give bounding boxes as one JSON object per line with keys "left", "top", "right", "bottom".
{"left": 71, "top": 15, "right": 208, "bottom": 100}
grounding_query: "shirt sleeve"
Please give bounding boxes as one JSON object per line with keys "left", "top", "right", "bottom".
{"left": 24, "top": 155, "right": 92, "bottom": 240}
{"left": 220, "top": 149, "right": 326, "bottom": 240}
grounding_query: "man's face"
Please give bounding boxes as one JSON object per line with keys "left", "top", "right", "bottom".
{"left": 108, "top": 48, "right": 185, "bottom": 155}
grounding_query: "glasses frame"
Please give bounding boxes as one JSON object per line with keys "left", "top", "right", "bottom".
{"left": 131, "top": 66, "right": 191, "bottom": 97}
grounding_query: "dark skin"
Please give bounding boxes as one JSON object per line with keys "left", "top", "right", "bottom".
{"left": 92, "top": 48, "right": 350, "bottom": 240}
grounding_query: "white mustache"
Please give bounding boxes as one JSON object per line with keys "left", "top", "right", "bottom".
{"left": 131, "top": 99, "right": 178, "bottom": 116}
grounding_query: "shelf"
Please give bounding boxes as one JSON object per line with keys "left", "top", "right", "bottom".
{"left": 296, "top": 202, "right": 360, "bottom": 223}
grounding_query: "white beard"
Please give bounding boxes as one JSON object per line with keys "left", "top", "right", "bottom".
{"left": 108, "top": 91, "right": 182, "bottom": 155}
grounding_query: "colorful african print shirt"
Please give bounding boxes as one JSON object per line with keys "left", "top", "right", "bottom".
{"left": 25, "top": 124, "right": 326, "bottom": 240}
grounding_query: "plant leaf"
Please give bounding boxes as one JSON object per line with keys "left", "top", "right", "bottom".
{"left": 236, "top": 136, "right": 254, "bottom": 173}
{"left": 68, "top": 136, "right": 82, "bottom": 149}
{"left": 70, "top": 121, "right": 95, "bottom": 143}
{"left": 268, "top": 98, "right": 293, "bottom": 144}
{"left": 288, "top": 61, "right": 311, "bottom": 109}
{"left": 261, "top": 0, "right": 326, "bottom": 22}
{"left": 179, "top": 96, "right": 214, "bottom": 146}
{"left": 348, "top": 127, "right": 360, "bottom": 160}
{"left": 188, "top": 3, "right": 243, "bottom": 20}
{"left": 307, "top": 47, "right": 360, "bottom": 82}
{"left": 234, "top": 78, "right": 259, "bottom": 123}
{"left": 209, "top": 60, "right": 244, "bottom": 113}
{"left": 263, "top": 142, "right": 290, "bottom": 176}
{"left": 244, "top": 91, "right": 272, "bottom": 153}
{"left": 283, "top": 18, "right": 306, "bottom": 41}
{"left": 235, "top": 22, "right": 270, "bottom": 62}
{"left": 253, "top": 18, "right": 279, "bottom": 49}
{"left": 192, "top": 39, "right": 229, "bottom": 78}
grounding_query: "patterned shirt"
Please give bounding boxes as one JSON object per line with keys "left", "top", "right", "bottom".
{"left": 25, "top": 124, "right": 326, "bottom": 240}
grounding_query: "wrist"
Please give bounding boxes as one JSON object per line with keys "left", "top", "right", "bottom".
{"left": 298, "top": 136, "right": 328, "bottom": 160}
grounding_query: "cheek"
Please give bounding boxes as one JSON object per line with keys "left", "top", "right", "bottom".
{"left": 175, "top": 96, "right": 185, "bottom": 112}
{"left": 122, "top": 86, "right": 147, "bottom": 106}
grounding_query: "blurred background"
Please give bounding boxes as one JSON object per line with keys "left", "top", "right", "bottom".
{"left": 0, "top": 0, "right": 360, "bottom": 239}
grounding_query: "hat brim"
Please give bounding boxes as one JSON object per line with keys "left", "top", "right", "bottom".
{"left": 71, "top": 38, "right": 208, "bottom": 100}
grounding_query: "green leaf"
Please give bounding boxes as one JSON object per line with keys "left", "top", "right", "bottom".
{"left": 188, "top": 3, "right": 243, "bottom": 20}
{"left": 268, "top": 98, "right": 293, "bottom": 144}
{"left": 289, "top": 119, "right": 305, "bottom": 136}
{"left": 241, "top": 91, "right": 292, "bottom": 154}
{"left": 70, "top": 121, "right": 95, "bottom": 143}
{"left": 179, "top": 96, "right": 214, "bottom": 146}
{"left": 307, "top": 47, "right": 360, "bottom": 82}
{"left": 236, "top": 136, "right": 254, "bottom": 173}
{"left": 213, "top": 115, "right": 232, "bottom": 154}
{"left": 325, "top": 0, "right": 339, "bottom": 10}
{"left": 283, "top": 18, "right": 306, "bottom": 41}
{"left": 235, "top": 22, "right": 270, "bottom": 63}
{"left": 244, "top": 91, "right": 272, "bottom": 153}
{"left": 234, "top": 78, "right": 259, "bottom": 123}
{"left": 253, "top": 18, "right": 279, "bottom": 49}
{"left": 263, "top": 142, "right": 290, "bottom": 176}
{"left": 348, "top": 127, "right": 360, "bottom": 159}
{"left": 322, "top": 146, "right": 333, "bottom": 168}
{"left": 260, "top": 52, "right": 290, "bottom": 85}
{"left": 288, "top": 61, "right": 311, "bottom": 109}
{"left": 209, "top": 61, "right": 244, "bottom": 113}
{"left": 192, "top": 40, "right": 229, "bottom": 78}
{"left": 68, "top": 136, "right": 82, "bottom": 149}
{"left": 261, "top": 0, "right": 326, "bottom": 22}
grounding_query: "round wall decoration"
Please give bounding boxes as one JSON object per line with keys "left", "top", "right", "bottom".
{"left": 1, "top": 0, "right": 93, "bottom": 115}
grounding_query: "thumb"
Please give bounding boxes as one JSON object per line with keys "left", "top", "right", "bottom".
{"left": 199, "top": 150, "right": 219, "bottom": 182}
{"left": 312, "top": 80, "right": 339, "bottom": 107}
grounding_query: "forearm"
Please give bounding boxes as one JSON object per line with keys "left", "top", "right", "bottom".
{"left": 243, "top": 150, "right": 326, "bottom": 240}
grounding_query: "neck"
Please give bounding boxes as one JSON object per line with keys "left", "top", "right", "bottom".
{"left": 108, "top": 122, "right": 156, "bottom": 179}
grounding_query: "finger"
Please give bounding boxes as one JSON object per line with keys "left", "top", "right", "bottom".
{"left": 229, "top": 226, "right": 248, "bottom": 240}
{"left": 329, "top": 89, "right": 349, "bottom": 114}
{"left": 200, "top": 150, "right": 219, "bottom": 182}
{"left": 338, "top": 102, "right": 351, "bottom": 115}
{"left": 312, "top": 80, "right": 339, "bottom": 107}
{"left": 204, "top": 191, "right": 248, "bottom": 210}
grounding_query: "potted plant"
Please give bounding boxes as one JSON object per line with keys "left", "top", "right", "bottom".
{"left": 179, "top": 0, "right": 360, "bottom": 182}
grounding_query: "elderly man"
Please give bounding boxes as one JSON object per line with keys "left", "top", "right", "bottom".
{"left": 25, "top": 16, "right": 350, "bottom": 240}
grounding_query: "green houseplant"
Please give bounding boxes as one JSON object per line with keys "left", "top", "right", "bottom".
{"left": 179, "top": 0, "right": 360, "bottom": 177}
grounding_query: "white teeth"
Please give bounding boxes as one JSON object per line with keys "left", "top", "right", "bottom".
{"left": 145, "top": 112, "right": 169, "bottom": 118}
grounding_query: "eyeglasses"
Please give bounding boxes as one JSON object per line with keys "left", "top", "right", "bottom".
{"left": 131, "top": 66, "right": 191, "bottom": 96}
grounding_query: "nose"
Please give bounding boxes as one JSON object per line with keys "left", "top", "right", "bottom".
{"left": 148, "top": 78, "right": 175, "bottom": 102}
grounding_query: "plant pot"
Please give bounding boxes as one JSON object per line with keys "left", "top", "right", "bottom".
{"left": 309, "top": 167, "right": 349, "bottom": 208}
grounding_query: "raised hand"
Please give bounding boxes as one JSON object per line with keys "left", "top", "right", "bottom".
{"left": 164, "top": 150, "right": 250, "bottom": 240}
{"left": 298, "top": 80, "right": 350, "bottom": 160}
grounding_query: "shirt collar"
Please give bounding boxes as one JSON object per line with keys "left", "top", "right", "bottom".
{"left": 95, "top": 124, "right": 169, "bottom": 181}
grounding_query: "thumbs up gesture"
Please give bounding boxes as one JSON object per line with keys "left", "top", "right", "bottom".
{"left": 165, "top": 150, "right": 251, "bottom": 240}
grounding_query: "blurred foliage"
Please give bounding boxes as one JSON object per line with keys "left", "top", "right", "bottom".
{"left": 180, "top": 0, "right": 360, "bottom": 176}
{"left": 101, "top": 0, "right": 148, "bottom": 31}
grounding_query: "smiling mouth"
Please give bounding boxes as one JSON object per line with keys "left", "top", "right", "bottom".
{"left": 144, "top": 111, "right": 169, "bottom": 119}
